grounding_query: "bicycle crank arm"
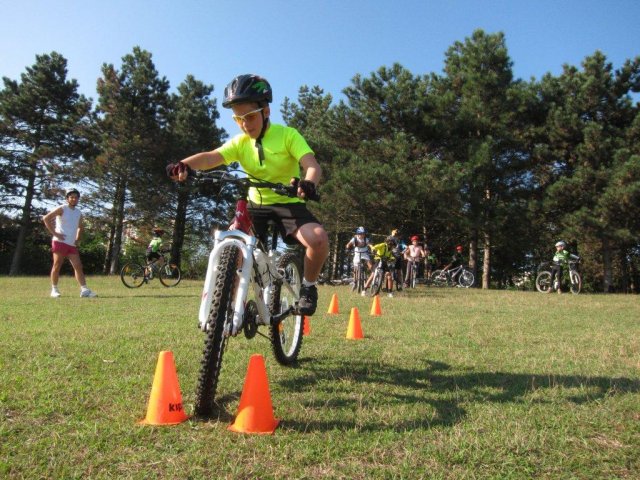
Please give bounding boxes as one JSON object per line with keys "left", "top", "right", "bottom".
{"left": 271, "top": 306, "right": 295, "bottom": 324}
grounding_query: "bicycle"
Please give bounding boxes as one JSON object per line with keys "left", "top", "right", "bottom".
{"left": 120, "top": 252, "right": 181, "bottom": 288}
{"left": 350, "top": 251, "right": 369, "bottom": 294}
{"left": 430, "top": 264, "right": 474, "bottom": 288}
{"left": 191, "top": 169, "right": 310, "bottom": 416}
{"left": 404, "top": 259, "right": 420, "bottom": 289}
{"left": 535, "top": 260, "right": 582, "bottom": 294}
{"left": 365, "top": 258, "right": 395, "bottom": 297}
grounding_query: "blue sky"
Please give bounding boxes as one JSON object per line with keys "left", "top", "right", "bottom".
{"left": 2, "top": 0, "right": 639, "bottom": 138}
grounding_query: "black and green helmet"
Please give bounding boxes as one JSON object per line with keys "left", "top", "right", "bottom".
{"left": 222, "top": 74, "right": 272, "bottom": 108}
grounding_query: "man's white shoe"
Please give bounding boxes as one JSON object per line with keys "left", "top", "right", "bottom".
{"left": 80, "top": 288, "right": 97, "bottom": 298}
{"left": 50, "top": 289, "right": 61, "bottom": 298}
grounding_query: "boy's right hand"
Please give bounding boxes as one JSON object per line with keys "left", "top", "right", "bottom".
{"left": 166, "top": 162, "right": 192, "bottom": 181}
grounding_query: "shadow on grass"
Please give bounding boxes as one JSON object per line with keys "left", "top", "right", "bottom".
{"left": 277, "top": 358, "right": 640, "bottom": 432}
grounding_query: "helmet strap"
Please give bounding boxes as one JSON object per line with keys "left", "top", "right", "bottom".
{"left": 255, "top": 113, "right": 269, "bottom": 164}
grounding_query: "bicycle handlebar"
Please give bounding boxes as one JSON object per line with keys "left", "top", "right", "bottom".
{"left": 192, "top": 169, "right": 310, "bottom": 200}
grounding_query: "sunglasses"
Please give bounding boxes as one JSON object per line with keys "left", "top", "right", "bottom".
{"left": 232, "top": 107, "right": 264, "bottom": 124}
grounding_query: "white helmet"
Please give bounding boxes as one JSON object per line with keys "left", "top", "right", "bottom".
{"left": 555, "top": 241, "right": 566, "bottom": 248}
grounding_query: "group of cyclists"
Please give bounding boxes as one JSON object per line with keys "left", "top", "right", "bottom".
{"left": 345, "top": 226, "right": 466, "bottom": 297}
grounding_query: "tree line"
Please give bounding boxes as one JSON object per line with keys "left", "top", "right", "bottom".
{"left": 1, "top": 30, "right": 639, "bottom": 292}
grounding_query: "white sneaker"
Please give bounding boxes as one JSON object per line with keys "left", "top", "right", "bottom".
{"left": 51, "top": 289, "right": 61, "bottom": 298}
{"left": 361, "top": 291, "right": 366, "bottom": 297}
{"left": 80, "top": 288, "right": 97, "bottom": 298}
{"left": 387, "top": 293, "right": 393, "bottom": 298}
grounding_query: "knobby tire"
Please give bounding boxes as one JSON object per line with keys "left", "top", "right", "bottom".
{"left": 269, "top": 252, "right": 304, "bottom": 365}
{"left": 159, "top": 263, "right": 182, "bottom": 287}
{"left": 120, "top": 262, "right": 145, "bottom": 288}
{"left": 193, "top": 245, "right": 239, "bottom": 417}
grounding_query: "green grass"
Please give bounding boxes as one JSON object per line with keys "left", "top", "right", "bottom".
{"left": 1, "top": 276, "right": 639, "bottom": 479}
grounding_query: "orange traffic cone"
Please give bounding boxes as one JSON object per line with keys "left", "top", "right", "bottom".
{"left": 370, "top": 295, "right": 382, "bottom": 316}
{"left": 139, "top": 351, "right": 188, "bottom": 425}
{"left": 327, "top": 293, "right": 339, "bottom": 314}
{"left": 303, "top": 316, "right": 311, "bottom": 335}
{"left": 346, "top": 307, "right": 364, "bottom": 340}
{"left": 228, "top": 354, "right": 280, "bottom": 434}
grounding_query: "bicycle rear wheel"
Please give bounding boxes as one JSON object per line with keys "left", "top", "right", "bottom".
{"left": 430, "top": 269, "right": 447, "bottom": 287}
{"left": 159, "top": 263, "right": 181, "bottom": 287}
{"left": 193, "top": 245, "right": 239, "bottom": 417}
{"left": 120, "top": 262, "right": 145, "bottom": 288}
{"left": 270, "top": 252, "right": 303, "bottom": 366}
{"left": 535, "top": 271, "right": 552, "bottom": 293}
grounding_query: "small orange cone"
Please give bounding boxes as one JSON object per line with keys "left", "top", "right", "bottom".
{"left": 327, "top": 293, "right": 339, "bottom": 314}
{"left": 370, "top": 295, "right": 382, "bottom": 316}
{"left": 139, "top": 351, "right": 188, "bottom": 425}
{"left": 228, "top": 354, "right": 280, "bottom": 434}
{"left": 303, "top": 316, "right": 311, "bottom": 335}
{"left": 346, "top": 307, "right": 364, "bottom": 340}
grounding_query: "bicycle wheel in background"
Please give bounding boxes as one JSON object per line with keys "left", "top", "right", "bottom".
{"left": 159, "top": 263, "right": 181, "bottom": 287}
{"left": 367, "top": 268, "right": 384, "bottom": 297}
{"left": 120, "top": 262, "right": 145, "bottom": 288}
{"left": 569, "top": 271, "right": 582, "bottom": 294}
{"left": 193, "top": 245, "right": 239, "bottom": 417}
{"left": 458, "top": 270, "right": 474, "bottom": 288}
{"left": 430, "top": 269, "right": 448, "bottom": 287}
{"left": 535, "top": 271, "right": 552, "bottom": 293}
{"left": 270, "top": 252, "right": 303, "bottom": 366}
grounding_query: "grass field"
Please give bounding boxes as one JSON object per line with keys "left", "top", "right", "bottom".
{"left": 1, "top": 276, "right": 639, "bottom": 479}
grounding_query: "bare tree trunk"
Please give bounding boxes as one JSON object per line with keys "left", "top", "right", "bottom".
{"left": 469, "top": 229, "right": 478, "bottom": 287}
{"left": 108, "top": 178, "right": 126, "bottom": 275}
{"left": 172, "top": 188, "right": 189, "bottom": 267}
{"left": 482, "top": 230, "right": 491, "bottom": 289}
{"left": 620, "top": 248, "right": 629, "bottom": 294}
{"left": 602, "top": 237, "right": 614, "bottom": 293}
{"left": 10, "top": 168, "right": 37, "bottom": 275}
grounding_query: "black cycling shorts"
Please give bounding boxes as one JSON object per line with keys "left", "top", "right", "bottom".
{"left": 248, "top": 202, "right": 321, "bottom": 246}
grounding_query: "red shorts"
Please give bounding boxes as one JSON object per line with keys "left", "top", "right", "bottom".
{"left": 52, "top": 240, "right": 79, "bottom": 256}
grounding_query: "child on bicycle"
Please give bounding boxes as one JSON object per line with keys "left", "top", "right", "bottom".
{"left": 442, "top": 245, "right": 465, "bottom": 282}
{"left": 549, "top": 240, "right": 580, "bottom": 294}
{"left": 403, "top": 235, "right": 425, "bottom": 286}
{"left": 346, "top": 226, "right": 373, "bottom": 289}
{"left": 166, "top": 74, "right": 328, "bottom": 316}
{"left": 364, "top": 236, "right": 397, "bottom": 297}
{"left": 146, "top": 228, "right": 166, "bottom": 274}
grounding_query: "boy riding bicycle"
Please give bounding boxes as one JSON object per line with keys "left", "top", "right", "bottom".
{"left": 364, "top": 236, "right": 398, "bottom": 297}
{"left": 346, "top": 226, "right": 373, "bottom": 289}
{"left": 167, "top": 74, "right": 328, "bottom": 315}
{"left": 442, "top": 245, "right": 465, "bottom": 282}
{"left": 548, "top": 240, "right": 580, "bottom": 294}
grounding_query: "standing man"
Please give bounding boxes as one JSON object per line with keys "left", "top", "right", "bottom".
{"left": 42, "top": 188, "right": 97, "bottom": 298}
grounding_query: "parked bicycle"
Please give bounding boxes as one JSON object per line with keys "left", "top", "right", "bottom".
{"left": 190, "top": 169, "right": 311, "bottom": 416}
{"left": 430, "top": 264, "right": 474, "bottom": 288}
{"left": 120, "top": 252, "right": 181, "bottom": 288}
{"left": 535, "top": 260, "right": 582, "bottom": 294}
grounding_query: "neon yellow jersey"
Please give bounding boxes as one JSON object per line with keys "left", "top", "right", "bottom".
{"left": 217, "top": 123, "right": 314, "bottom": 205}
{"left": 371, "top": 243, "right": 394, "bottom": 261}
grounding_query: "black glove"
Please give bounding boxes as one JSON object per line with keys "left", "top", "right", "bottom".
{"left": 166, "top": 162, "right": 193, "bottom": 179}
{"left": 297, "top": 179, "right": 320, "bottom": 201}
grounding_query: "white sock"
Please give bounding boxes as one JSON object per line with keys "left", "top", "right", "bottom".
{"left": 51, "top": 285, "right": 59, "bottom": 291}
{"left": 302, "top": 279, "right": 316, "bottom": 287}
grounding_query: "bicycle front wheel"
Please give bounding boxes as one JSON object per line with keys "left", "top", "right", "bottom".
{"left": 193, "top": 245, "right": 239, "bottom": 417}
{"left": 535, "top": 271, "right": 552, "bottom": 293}
{"left": 458, "top": 270, "right": 474, "bottom": 288}
{"left": 569, "top": 271, "right": 582, "bottom": 294}
{"left": 159, "top": 263, "right": 181, "bottom": 287}
{"left": 270, "top": 252, "right": 303, "bottom": 366}
{"left": 120, "top": 262, "right": 145, "bottom": 288}
{"left": 368, "top": 268, "right": 384, "bottom": 297}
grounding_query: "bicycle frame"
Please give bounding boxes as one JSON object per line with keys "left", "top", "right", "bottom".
{"left": 198, "top": 200, "right": 297, "bottom": 336}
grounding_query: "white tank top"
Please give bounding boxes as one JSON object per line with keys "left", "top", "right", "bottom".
{"left": 55, "top": 205, "right": 81, "bottom": 246}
